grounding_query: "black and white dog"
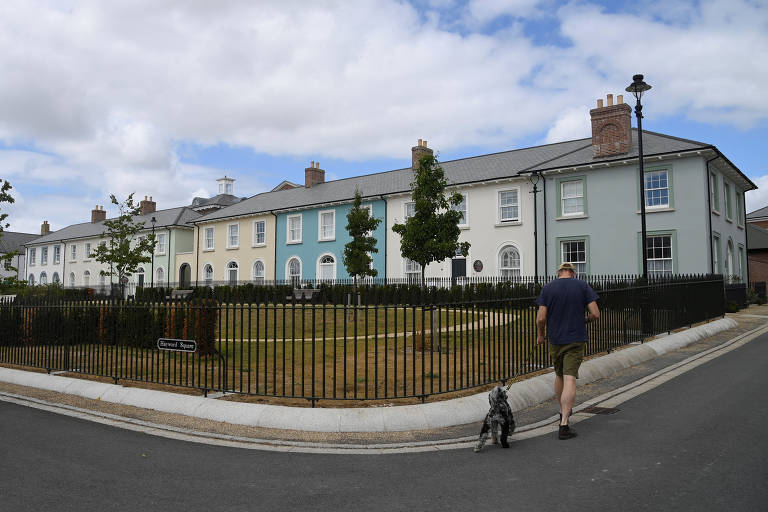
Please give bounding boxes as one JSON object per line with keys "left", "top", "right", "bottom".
{"left": 474, "top": 386, "right": 516, "bottom": 452}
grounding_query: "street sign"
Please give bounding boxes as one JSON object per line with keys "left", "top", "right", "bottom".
{"left": 157, "top": 338, "right": 197, "bottom": 353}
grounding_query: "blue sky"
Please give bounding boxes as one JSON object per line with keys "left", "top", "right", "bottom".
{"left": 1, "top": 0, "right": 767, "bottom": 234}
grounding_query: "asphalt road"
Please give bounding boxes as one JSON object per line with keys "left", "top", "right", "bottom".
{"left": 2, "top": 334, "right": 767, "bottom": 512}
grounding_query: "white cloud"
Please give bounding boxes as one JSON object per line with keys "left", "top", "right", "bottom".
{"left": 746, "top": 175, "right": 768, "bottom": 212}
{"left": 0, "top": 0, "right": 765, "bottom": 230}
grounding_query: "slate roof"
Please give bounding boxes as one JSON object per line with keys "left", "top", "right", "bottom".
{"left": 747, "top": 223, "right": 768, "bottom": 250}
{"left": 747, "top": 205, "right": 768, "bottom": 220}
{"left": 190, "top": 193, "right": 243, "bottom": 210}
{"left": 24, "top": 207, "right": 201, "bottom": 246}
{"left": 0, "top": 231, "right": 38, "bottom": 254}
{"left": 196, "top": 129, "right": 754, "bottom": 223}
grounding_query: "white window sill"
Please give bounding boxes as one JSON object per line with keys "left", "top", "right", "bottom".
{"left": 495, "top": 220, "right": 521, "bottom": 227}
{"left": 738, "top": 224, "right": 745, "bottom": 230}
{"left": 225, "top": 246, "right": 239, "bottom": 250}
{"left": 637, "top": 207, "right": 675, "bottom": 214}
{"left": 725, "top": 217, "right": 733, "bottom": 224}
{"left": 318, "top": 238, "right": 336, "bottom": 242}
{"left": 202, "top": 248, "right": 214, "bottom": 252}
{"left": 156, "top": 252, "right": 167, "bottom": 256}
{"left": 252, "top": 243, "right": 267, "bottom": 248}
{"left": 458, "top": 225, "right": 469, "bottom": 230}
{"left": 712, "top": 209, "right": 721, "bottom": 216}
{"left": 287, "top": 240, "right": 302, "bottom": 245}
{"left": 556, "top": 214, "right": 588, "bottom": 221}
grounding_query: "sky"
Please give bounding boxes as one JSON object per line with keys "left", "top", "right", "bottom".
{"left": 1, "top": 0, "right": 767, "bottom": 234}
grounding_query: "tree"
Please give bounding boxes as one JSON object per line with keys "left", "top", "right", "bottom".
{"left": 0, "top": 179, "right": 17, "bottom": 276}
{"left": 391, "top": 153, "right": 470, "bottom": 288}
{"left": 91, "top": 193, "right": 156, "bottom": 297}
{"left": 343, "top": 189, "right": 382, "bottom": 293}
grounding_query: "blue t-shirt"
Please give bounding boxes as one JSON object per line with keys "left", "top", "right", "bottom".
{"left": 536, "top": 278, "right": 599, "bottom": 345}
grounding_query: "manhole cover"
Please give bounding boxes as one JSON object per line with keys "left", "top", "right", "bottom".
{"left": 582, "top": 406, "right": 620, "bottom": 415}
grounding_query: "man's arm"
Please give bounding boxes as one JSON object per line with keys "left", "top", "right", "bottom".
{"left": 586, "top": 301, "right": 600, "bottom": 323}
{"left": 536, "top": 305, "right": 547, "bottom": 345}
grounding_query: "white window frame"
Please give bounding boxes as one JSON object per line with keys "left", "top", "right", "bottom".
{"left": 318, "top": 210, "right": 336, "bottom": 241}
{"left": 561, "top": 180, "right": 584, "bottom": 216}
{"left": 41, "top": 247, "right": 48, "bottom": 265}
{"left": 28, "top": 274, "right": 35, "bottom": 285}
{"left": 156, "top": 232, "right": 167, "bottom": 255}
{"left": 647, "top": 234, "right": 674, "bottom": 278}
{"left": 452, "top": 194, "right": 468, "bottom": 227}
{"left": 252, "top": 220, "right": 266, "bottom": 247}
{"left": 85, "top": 243, "right": 92, "bottom": 259}
{"left": 404, "top": 202, "right": 415, "bottom": 220}
{"left": 404, "top": 258, "right": 421, "bottom": 283}
{"left": 83, "top": 270, "right": 90, "bottom": 287}
{"left": 560, "top": 239, "right": 587, "bottom": 277}
{"left": 40, "top": 272, "right": 48, "bottom": 285}
{"left": 724, "top": 182, "right": 733, "bottom": 221}
{"left": 644, "top": 169, "right": 670, "bottom": 209}
{"left": 317, "top": 253, "right": 337, "bottom": 281}
{"left": 70, "top": 244, "right": 77, "bottom": 261}
{"left": 287, "top": 214, "right": 302, "bottom": 244}
{"left": 53, "top": 245, "right": 61, "bottom": 265}
{"left": 252, "top": 260, "right": 265, "bottom": 283}
{"left": 29, "top": 248, "right": 36, "bottom": 266}
{"left": 203, "top": 263, "right": 214, "bottom": 286}
{"left": 498, "top": 188, "right": 520, "bottom": 223}
{"left": 227, "top": 223, "right": 239, "bottom": 249}
{"left": 69, "top": 272, "right": 76, "bottom": 287}
{"left": 498, "top": 244, "right": 521, "bottom": 278}
{"left": 52, "top": 272, "right": 60, "bottom": 284}
{"left": 156, "top": 267, "right": 165, "bottom": 287}
{"left": 204, "top": 227, "right": 215, "bottom": 251}
{"left": 226, "top": 260, "right": 239, "bottom": 284}
{"left": 286, "top": 257, "right": 302, "bottom": 282}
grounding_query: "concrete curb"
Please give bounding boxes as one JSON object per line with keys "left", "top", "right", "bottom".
{"left": 0, "top": 317, "right": 737, "bottom": 432}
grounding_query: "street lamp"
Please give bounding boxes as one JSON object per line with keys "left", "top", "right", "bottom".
{"left": 626, "top": 74, "right": 652, "bottom": 280}
{"left": 528, "top": 171, "right": 541, "bottom": 282}
{"left": 150, "top": 216, "right": 156, "bottom": 288}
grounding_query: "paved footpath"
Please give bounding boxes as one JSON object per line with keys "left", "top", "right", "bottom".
{"left": 1, "top": 306, "right": 767, "bottom": 452}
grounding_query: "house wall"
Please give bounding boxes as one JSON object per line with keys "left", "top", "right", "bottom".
{"left": 386, "top": 178, "right": 535, "bottom": 279}
{"left": 25, "top": 242, "right": 65, "bottom": 285}
{"left": 194, "top": 214, "right": 276, "bottom": 284}
{"left": 748, "top": 250, "right": 768, "bottom": 283}
{"left": 275, "top": 199, "right": 387, "bottom": 281}
{"left": 0, "top": 252, "right": 26, "bottom": 281}
{"left": 709, "top": 166, "right": 748, "bottom": 280}
{"left": 542, "top": 156, "right": 725, "bottom": 276}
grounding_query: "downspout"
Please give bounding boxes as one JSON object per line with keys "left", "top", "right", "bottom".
{"left": 167, "top": 229, "right": 171, "bottom": 288}
{"left": 743, "top": 190, "right": 750, "bottom": 284}
{"left": 706, "top": 156, "right": 718, "bottom": 274}
{"left": 270, "top": 211, "right": 278, "bottom": 281}
{"left": 542, "top": 174, "right": 548, "bottom": 280}
{"left": 194, "top": 224, "right": 200, "bottom": 287}
{"left": 62, "top": 242, "right": 66, "bottom": 287}
{"left": 380, "top": 195, "right": 387, "bottom": 281}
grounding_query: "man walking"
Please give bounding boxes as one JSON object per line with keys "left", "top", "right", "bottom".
{"left": 536, "top": 262, "right": 600, "bottom": 440}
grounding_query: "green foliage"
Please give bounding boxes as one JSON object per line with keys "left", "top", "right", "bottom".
{"left": 725, "top": 300, "right": 741, "bottom": 313}
{"left": 343, "top": 189, "right": 382, "bottom": 288}
{"left": 391, "top": 154, "right": 470, "bottom": 287}
{"left": 0, "top": 179, "right": 17, "bottom": 273}
{"left": 91, "top": 193, "right": 157, "bottom": 288}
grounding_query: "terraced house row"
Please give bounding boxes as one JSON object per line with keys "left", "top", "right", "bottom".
{"left": 24, "top": 94, "right": 756, "bottom": 289}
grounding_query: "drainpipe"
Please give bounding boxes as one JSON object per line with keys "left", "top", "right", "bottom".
{"left": 167, "top": 229, "right": 171, "bottom": 288}
{"left": 743, "top": 191, "right": 750, "bottom": 285}
{"left": 542, "top": 174, "right": 548, "bottom": 280}
{"left": 706, "top": 156, "right": 718, "bottom": 274}
{"left": 270, "top": 211, "right": 278, "bottom": 282}
{"left": 194, "top": 224, "right": 200, "bottom": 287}
{"left": 62, "top": 242, "right": 66, "bottom": 287}
{"left": 380, "top": 195, "right": 387, "bottom": 281}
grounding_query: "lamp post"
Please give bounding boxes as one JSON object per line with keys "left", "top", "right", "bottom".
{"left": 626, "top": 74, "right": 652, "bottom": 280}
{"left": 528, "top": 171, "right": 541, "bottom": 282}
{"left": 150, "top": 216, "right": 156, "bottom": 288}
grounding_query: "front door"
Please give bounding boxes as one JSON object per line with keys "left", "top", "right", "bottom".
{"left": 451, "top": 258, "right": 466, "bottom": 282}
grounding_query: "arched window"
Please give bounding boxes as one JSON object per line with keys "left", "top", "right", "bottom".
{"left": 252, "top": 260, "right": 265, "bottom": 284}
{"left": 287, "top": 257, "right": 301, "bottom": 285}
{"left": 69, "top": 272, "right": 76, "bottom": 287}
{"left": 726, "top": 241, "right": 734, "bottom": 283}
{"left": 499, "top": 245, "right": 521, "bottom": 279}
{"left": 28, "top": 274, "right": 35, "bottom": 285}
{"left": 318, "top": 254, "right": 336, "bottom": 281}
{"left": 227, "top": 261, "right": 239, "bottom": 285}
{"left": 40, "top": 272, "right": 48, "bottom": 285}
{"left": 203, "top": 264, "right": 214, "bottom": 286}
{"left": 136, "top": 266, "right": 145, "bottom": 288}
{"left": 83, "top": 270, "right": 90, "bottom": 287}
{"left": 52, "top": 272, "right": 60, "bottom": 284}
{"left": 156, "top": 267, "right": 165, "bottom": 287}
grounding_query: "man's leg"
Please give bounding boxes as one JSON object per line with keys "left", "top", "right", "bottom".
{"left": 554, "top": 374, "right": 564, "bottom": 404}
{"left": 559, "top": 375, "right": 576, "bottom": 426}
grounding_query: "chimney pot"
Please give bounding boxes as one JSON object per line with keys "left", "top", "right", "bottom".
{"left": 597, "top": 99, "right": 604, "bottom": 108}
{"left": 617, "top": 94, "right": 624, "bottom": 104}
{"left": 411, "top": 138, "right": 434, "bottom": 170}
{"left": 607, "top": 94, "right": 614, "bottom": 106}
{"left": 139, "top": 196, "right": 157, "bottom": 216}
{"left": 305, "top": 161, "right": 325, "bottom": 188}
{"left": 590, "top": 92, "right": 632, "bottom": 159}
{"left": 91, "top": 206, "right": 107, "bottom": 223}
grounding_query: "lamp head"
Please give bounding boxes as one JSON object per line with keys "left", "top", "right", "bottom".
{"left": 626, "top": 74, "right": 651, "bottom": 101}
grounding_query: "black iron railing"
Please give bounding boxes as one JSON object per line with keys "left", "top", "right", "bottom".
{"left": 0, "top": 276, "right": 725, "bottom": 403}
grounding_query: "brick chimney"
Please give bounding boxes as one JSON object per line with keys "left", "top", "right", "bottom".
{"left": 411, "top": 139, "right": 433, "bottom": 170}
{"left": 41, "top": 220, "right": 50, "bottom": 236}
{"left": 91, "top": 205, "right": 106, "bottom": 223}
{"left": 590, "top": 94, "right": 632, "bottom": 158}
{"left": 305, "top": 161, "right": 325, "bottom": 188}
{"left": 139, "top": 195, "right": 156, "bottom": 215}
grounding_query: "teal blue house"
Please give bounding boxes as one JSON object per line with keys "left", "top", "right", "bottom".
{"left": 275, "top": 199, "right": 387, "bottom": 281}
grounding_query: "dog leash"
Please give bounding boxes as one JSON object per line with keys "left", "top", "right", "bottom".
{"left": 504, "top": 344, "right": 540, "bottom": 391}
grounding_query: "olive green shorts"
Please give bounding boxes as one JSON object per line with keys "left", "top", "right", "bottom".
{"left": 549, "top": 342, "right": 585, "bottom": 378}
